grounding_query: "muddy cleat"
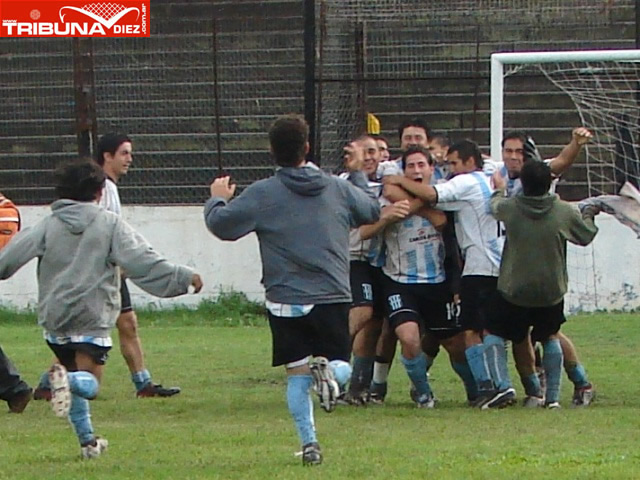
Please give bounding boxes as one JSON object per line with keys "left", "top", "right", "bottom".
{"left": 7, "top": 388, "right": 32, "bottom": 414}
{"left": 310, "top": 357, "right": 339, "bottom": 413}
{"left": 301, "top": 442, "right": 322, "bottom": 466}
{"left": 136, "top": 383, "right": 181, "bottom": 398}
{"left": 49, "top": 364, "right": 71, "bottom": 418}
{"left": 339, "top": 391, "right": 369, "bottom": 406}
{"left": 522, "top": 395, "right": 545, "bottom": 408}
{"left": 33, "top": 386, "right": 52, "bottom": 402}
{"left": 572, "top": 383, "right": 595, "bottom": 407}
{"left": 416, "top": 393, "right": 436, "bottom": 409}
{"left": 478, "top": 388, "right": 516, "bottom": 410}
{"left": 545, "top": 401, "right": 561, "bottom": 409}
{"left": 81, "top": 436, "right": 109, "bottom": 459}
{"left": 369, "top": 381, "right": 387, "bottom": 405}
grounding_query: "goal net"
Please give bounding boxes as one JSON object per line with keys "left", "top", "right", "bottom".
{"left": 491, "top": 50, "right": 640, "bottom": 312}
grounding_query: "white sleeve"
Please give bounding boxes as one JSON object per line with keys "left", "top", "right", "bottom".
{"left": 434, "top": 175, "right": 471, "bottom": 204}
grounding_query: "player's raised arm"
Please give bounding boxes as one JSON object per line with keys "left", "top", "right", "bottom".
{"left": 548, "top": 127, "right": 592, "bottom": 176}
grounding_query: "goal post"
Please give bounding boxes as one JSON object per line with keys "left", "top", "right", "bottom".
{"left": 490, "top": 48, "right": 640, "bottom": 166}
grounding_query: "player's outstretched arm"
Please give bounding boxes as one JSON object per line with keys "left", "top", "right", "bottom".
{"left": 549, "top": 127, "right": 592, "bottom": 176}
{"left": 111, "top": 218, "right": 198, "bottom": 298}
{"left": 0, "top": 222, "right": 46, "bottom": 280}
{"left": 383, "top": 175, "right": 438, "bottom": 204}
{"left": 359, "top": 200, "right": 410, "bottom": 240}
{"left": 204, "top": 176, "right": 258, "bottom": 241}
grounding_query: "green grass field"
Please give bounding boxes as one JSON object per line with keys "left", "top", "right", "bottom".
{"left": 1, "top": 304, "right": 639, "bottom": 479}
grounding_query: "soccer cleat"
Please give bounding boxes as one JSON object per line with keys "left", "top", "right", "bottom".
{"left": 33, "top": 386, "right": 52, "bottom": 402}
{"left": 522, "top": 395, "right": 545, "bottom": 408}
{"left": 49, "top": 364, "right": 71, "bottom": 418}
{"left": 416, "top": 393, "right": 436, "bottom": 409}
{"left": 572, "top": 383, "right": 595, "bottom": 407}
{"left": 369, "top": 381, "right": 387, "bottom": 405}
{"left": 338, "top": 391, "right": 369, "bottom": 406}
{"left": 81, "top": 437, "right": 109, "bottom": 459}
{"left": 301, "top": 442, "right": 322, "bottom": 466}
{"left": 136, "top": 383, "right": 181, "bottom": 398}
{"left": 310, "top": 357, "right": 339, "bottom": 413}
{"left": 7, "top": 388, "right": 32, "bottom": 414}
{"left": 479, "top": 388, "right": 516, "bottom": 410}
{"left": 545, "top": 401, "right": 561, "bottom": 409}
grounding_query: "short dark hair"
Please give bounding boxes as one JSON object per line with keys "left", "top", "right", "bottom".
{"left": 372, "top": 134, "right": 389, "bottom": 147}
{"left": 268, "top": 114, "right": 309, "bottom": 167}
{"left": 430, "top": 132, "right": 450, "bottom": 148}
{"left": 397, "top": 117, "right": 431, "bottom": 142}
{"left": 95, "top": 133, "right": 131, "bottom": 166}
{"left": 448, "top": 139, "right": 483, "bottom": 169}
{"left": 501, "top": 130, "right": 528, "bottom": 148}
{"left": 401, "top": 145, "right": 433, "bottom": 170}
{"left": 55, "top": 159, "right": 106, "bottom": 201}
{"left": 520, "top": 160, "right": 552, "bottom": 196}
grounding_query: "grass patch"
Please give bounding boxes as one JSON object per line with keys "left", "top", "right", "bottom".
{"left": 0, "top": 313, "right": 639, "bottom": 479}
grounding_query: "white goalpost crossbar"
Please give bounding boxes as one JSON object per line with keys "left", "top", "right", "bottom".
{"left": 489, "top": 49, "right": 640, "bottom": 161}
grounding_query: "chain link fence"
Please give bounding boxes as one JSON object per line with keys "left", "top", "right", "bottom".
{"left": 0, "top": 0, "right": 636, "bottom": 204}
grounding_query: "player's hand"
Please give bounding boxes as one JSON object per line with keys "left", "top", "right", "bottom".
{"left": 210, "top": 176, "right": 236, "bottom": 201}
{"left": 381, "top": 200, "right": 411, "bottom": 223}
{"left": 572, "top": 127, "right": 593, "bottom": 146}
{"left": 492, "top": 170, "right": 506, "bottom": 190}
{"left": 190, "top": 274, "right": 203, "bottom": 293}
{"left": 343, "top": 141, "right": 365, "bottom": 172}
{"left": 382, "top": 174, "right": 404, "bottom": 186}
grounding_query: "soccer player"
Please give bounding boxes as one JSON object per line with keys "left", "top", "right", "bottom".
{"left": 0, "top": 346, "right": 31, "bottom": 413}
{"left": 203, "top": 114, "right": 379, "bottom": 466}
{"left": 485, "top": 159, "right": 599, "bottom": 408}
{"left": 493, "top": 128, "right": 596, "bottom": 406}
{"left": 342, "top": 135, "right": 409, "bottom": 404}
{"left": 0, "top": 160, "right": 202, "bottom": 458}
{"left": 365, "top": 146, "right": 475, "bottom": 406}
{"left": 373, "top": 135, "right": 391, "bottom": 162}
{"left": 34, "top": 133, "right": 182, "bottom": 399}
{"left": 383, "top": 139, "right": 515, "bottom": 408}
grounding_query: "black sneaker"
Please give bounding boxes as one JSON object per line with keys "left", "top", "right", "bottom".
{"left": 302, "top": 442, "right": 323, "bottom": 466}
{"left": 136, "top": 383, "right": 181, "bottom": 398}
{"left": 369, "top": 381, "right": 387, "bottom": 405}
{"left": 478, "top": 388, "right": 516, "bottom": 410}
{"left": 7, "top": 388, "right": 32, "bottom": 413}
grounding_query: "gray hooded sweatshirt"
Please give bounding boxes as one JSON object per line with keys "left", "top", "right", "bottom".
{"left": 204, "top": 166, "right": 380, "bottom": 305}
{"left": 0, "top": 200, "right": 194, "bottom": 337}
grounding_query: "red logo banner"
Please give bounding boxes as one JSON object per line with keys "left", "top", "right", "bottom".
{"left": 1, "top": 1, "right": 150, "bottom": 37}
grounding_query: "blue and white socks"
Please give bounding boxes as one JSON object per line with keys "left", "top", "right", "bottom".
{"left": 67, "top": 371, "right": 99, "bottom": 445}
{"left": 287, "top": 375, "right": 316, "bottom": 446}
{"left": 131, "top": 369, "right": 152, "bottom": 392}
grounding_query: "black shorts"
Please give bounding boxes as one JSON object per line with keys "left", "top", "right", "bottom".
{"left": 268, "top": 303, "right": 351, "bottom": 367}
{"left": 120, "top": 279, "right": 133, "bottom": 314}
{"left": 47, "top": 342, "right": 111, "bottom": 369}
{"left": 382, "top": 277, "right": 461, "bottom": 340}
{"left": 486, "top": 293, "right": 566, "bottom": 344}
{"left": 459, "top": 275, "right": 498, "bottom": 332}
{"left": 349, "top": 261, "right": 385, "bottom": 316}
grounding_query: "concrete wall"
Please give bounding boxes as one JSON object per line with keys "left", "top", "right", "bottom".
{"left": 1, "top": 206, "right": 638, "bottom": 313}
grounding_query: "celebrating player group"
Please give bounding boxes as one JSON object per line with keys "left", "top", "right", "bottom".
{"left": 0, "top": 115, "right": 600, "bottom": 466}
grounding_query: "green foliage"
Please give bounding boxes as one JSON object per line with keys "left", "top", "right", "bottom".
{"left": 1, "top": 313, "right": 639, "bottom": 479}
{"left": 137, "top": 291, "right": 267, "bottom": 327}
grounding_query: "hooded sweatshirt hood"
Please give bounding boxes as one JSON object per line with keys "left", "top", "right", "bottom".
{"left": 51, "top": 199, "right": 101, "bottom": 235}
{"left": 515, "top": 193, "right": 556, "bottom": 219}
{"left": 276, "top": 162, "right": 330, "bottom": 197}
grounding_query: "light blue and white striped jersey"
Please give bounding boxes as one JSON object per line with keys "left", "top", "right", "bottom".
{"left": 99, "top": 177, "right": 121, "bottom": 215}
{"left": 44, "top": 331, "right": 113, "bottom": 347}
{"left": 434, "top": 171, "right": 502, "bottom": 277}
{"left": 265, "top": 300, "right": 314, "bottom": 318}
{"left": 382, "top": 198, "right": 446, "bottom": 284}
{"left": 483, "top": 159, "right": 558, "bottom": 197}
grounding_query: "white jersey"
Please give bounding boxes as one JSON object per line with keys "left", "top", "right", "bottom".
{"left": 434, "top": 171, "right": 502, "bottom": 277}
{"left": 100, "top": 178, "right": 121, "bottom": 215}
{"left": 382, "top": 201, "right": 446, "bottom": 284}
{"left": 341, "top": 174, "right": 385, "bottom": 265}
{"left": 483, "top": 158, "right": 558, "bottom": 197}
